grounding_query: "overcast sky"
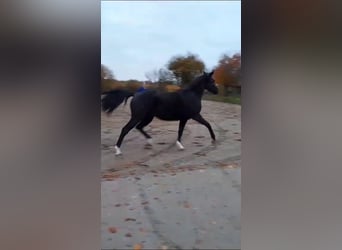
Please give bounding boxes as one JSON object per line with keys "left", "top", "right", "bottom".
{"left": 101, "top": 1, "right": 241, "bottom": 80}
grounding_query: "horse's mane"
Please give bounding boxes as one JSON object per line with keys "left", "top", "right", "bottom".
{"left": 183, "top": 74, "right": 205, "bottom": 91}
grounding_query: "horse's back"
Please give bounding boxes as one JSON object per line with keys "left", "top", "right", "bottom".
{"left": 129, "top": 89, "right": 201, "bottom": 120}
{"left": 130, "top": 90, "right": 158, "bottom": 118}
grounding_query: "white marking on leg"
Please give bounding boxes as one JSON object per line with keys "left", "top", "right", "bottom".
{"left": 146, "top": 138, "right": 153, "bottom": 145}
{"left": 114, "top": 145, "right": 122, "bottom": 155}
{"left": 176, "top": 141, "right": 185, "bottom": 150}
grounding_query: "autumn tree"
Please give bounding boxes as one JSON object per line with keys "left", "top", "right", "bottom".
{"left": 167, "top": 53, "right": 205, "bottom": 86}
{"left": 213, "top": 53, "right": 241, "bottom": 96}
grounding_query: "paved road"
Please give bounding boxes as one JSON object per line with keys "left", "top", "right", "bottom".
{"left": 101, "top": 100, "right": 241, "bottom": 249}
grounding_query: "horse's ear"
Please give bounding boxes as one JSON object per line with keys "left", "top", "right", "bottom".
{"left": 209, "top": 70, "right": 214, "bottom": 77}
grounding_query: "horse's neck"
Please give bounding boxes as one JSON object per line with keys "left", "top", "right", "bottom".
{"left": 185, "top": 82, "right": 204, "bottom": 97}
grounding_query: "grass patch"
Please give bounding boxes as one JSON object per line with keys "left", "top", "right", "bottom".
{"left": 203, "top": 94, "right": 241, "bottom": 105}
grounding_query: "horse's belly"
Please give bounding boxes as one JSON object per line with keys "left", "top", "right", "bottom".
{"left": 155, "top": 113, "right": 180, "bottom": 121}
{"left": 154, "top": 100, "right": 199, "bottom": 121}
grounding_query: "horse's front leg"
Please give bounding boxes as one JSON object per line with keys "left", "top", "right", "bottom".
{"left": 192, "top": 114, "right": 216, "bottom": 142}
{"left": 176, "top": 119, "right": 188, "bottom": 150}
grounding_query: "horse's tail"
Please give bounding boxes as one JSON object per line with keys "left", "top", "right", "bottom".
{"left": 123, "top": 93, "right": 134, "bottom": 106}
{"left": 101, "top": 89, "right": 134, "bottom": 115}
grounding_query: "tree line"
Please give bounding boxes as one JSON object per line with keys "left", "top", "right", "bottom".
{"left": 101, "top": 51, "right": 241, "bottom": 96}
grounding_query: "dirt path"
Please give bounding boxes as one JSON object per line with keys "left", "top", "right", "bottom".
{"left": 101, "top": 100, "right": 241, "bottom": 249}
{"left": 101, "top": 100, "right": 241, "bottom": 176}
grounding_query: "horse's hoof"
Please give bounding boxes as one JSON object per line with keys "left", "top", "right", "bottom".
{"left": 146, "top": 138, "right": 153, "bottom": 146}
{"left": 114, "top": 146, "right": 122, "bottom": 156}
{"left": 176, "top": 141, "right": 185, "bottom": 150}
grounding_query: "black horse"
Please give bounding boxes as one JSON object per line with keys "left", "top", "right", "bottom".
{"left": 102, "top": 71, "right": 219, "bottom": 155}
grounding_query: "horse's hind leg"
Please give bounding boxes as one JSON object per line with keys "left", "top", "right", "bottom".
{"left": 106, "top": 107, "right": 115, "bottom": 116}
{"left": 176, "top": 119, "right": 188, "bottom": 150}
{"left": 115, "top": 117, "right": 140, "bottom": 155}
{"left": 192, "top": 114, "right": 216, "bottom": 142}
{"left": 136, "top": 115, "right": 154, "bottom": 146}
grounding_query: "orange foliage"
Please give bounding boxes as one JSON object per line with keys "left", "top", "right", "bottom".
{"left": 165, "top": 85, "right": 181, "bottom": 92}
{"left": 213, "top": 53, "right": 241, "bottom": 88}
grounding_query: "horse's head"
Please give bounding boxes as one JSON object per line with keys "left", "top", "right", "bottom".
{"left": 202, "top": 71, "right": 219, "bottom": 94}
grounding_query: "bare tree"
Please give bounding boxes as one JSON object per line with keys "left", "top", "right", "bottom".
{"left": 145, "top": 69, "right": 159, "bottom": 83}
{"left": 101, "top": 64, "right": 115, "bottom": 80}
{"left": 158, "top": 68, "right": 176, "bottom": 85}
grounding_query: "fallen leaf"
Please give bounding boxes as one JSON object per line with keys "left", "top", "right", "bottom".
{"left": 195, "top": 239, "right": 202, "bottom": 244}
{"left": 194, "top": 152, "right": 206, "bottom": 156}
{"left": 141, "top": 201, "right": 149, "bottom": 205}
{"left": 183, "top": 201, "right": 191, "bottom": 208}
{"left": 102, "top": 172, "right": 120, "bottom": 180}
{"left": 138, "top": 163, "right": 149, "bottom": 167}
{"left": 228, "top": 164, "right": 238, "bottom": 169}
{"left": 125, "top": 233, "right": 132, "bottom": 237}
{"left": 133, "top": 243, "right": 143, "bottom": 250}
{"left": 108, "top": 227, "right": 117, "bottom": 233}
{"left": 125, "top": 218, "right": 136, "bottom": 222}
